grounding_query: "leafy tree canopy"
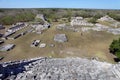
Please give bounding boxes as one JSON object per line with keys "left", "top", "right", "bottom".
{"left": 109, "top": 38, "right": 120, "bottom": 59}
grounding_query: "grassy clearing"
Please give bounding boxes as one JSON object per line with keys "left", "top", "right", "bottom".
{"left": 0, "top": 22, "right": 119, "bottom": 63}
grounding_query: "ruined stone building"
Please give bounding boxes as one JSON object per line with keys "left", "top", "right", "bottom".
{"left": 1, "top": 57, "right": 120, "bottom": 80}
{"left": 71, "top": 17, "right": 93, "bottom": 26}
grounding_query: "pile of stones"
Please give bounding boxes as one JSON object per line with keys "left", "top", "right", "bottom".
{"left": 56, "top": 24, "right": 75, "bottom": 31}
{"left": 71, "top": 17, "right": 94, "bottom": 26}
{"left": 98, "top": 15, "right": 115, "bottom": 22}
{"left": 98, "top": 15, "right": 120, "bottom": 28}
{"left": 81, "top": 23, "right": 120, "bottom": 35}
{"left": 1, "top": 57, "right": 120, "bottom": 80}
{"left": 54, "top": 34, "right": 68, "bottom": 43}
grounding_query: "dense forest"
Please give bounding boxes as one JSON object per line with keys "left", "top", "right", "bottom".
{"left": 0, "top": 8, "right": 120, "bottom": 25}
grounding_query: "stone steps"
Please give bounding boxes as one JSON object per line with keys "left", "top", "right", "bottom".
{"left": 0, "top": 57, "right": 120, "bottom": 80}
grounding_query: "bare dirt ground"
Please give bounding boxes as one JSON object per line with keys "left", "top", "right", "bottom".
{"left": 0, "top": 22, "right": 119, "bottom": 63}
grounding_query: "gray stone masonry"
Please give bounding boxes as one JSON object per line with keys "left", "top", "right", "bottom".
{"left": 0, "top": 57, "right": 120, "bottom": 80}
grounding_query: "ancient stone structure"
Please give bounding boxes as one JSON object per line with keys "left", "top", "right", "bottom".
{"left": 54, "top": 34, "right": 67, "bottom": 43}
{"left": 32, "top": 14, "right": 50, "bottom": 34}
{"left": 35, "top": 14, "right": 46, "bottom": 22}
{"left": 98, "top": 15, "right": 114, "bottom": 22}
{"left": 31, "top": 40, "right": 40, "bottom": 47}
{"left": 7, "top": 23, "right": 25, "bottom": 33}
{"left": 107, "top": 28, "right": 120, "bottom": 35}
{"left": 56, "top": 24, "right": 76, "bottom": 32}
{"left": 71, "top": 17, "right": 94, "bottom": 26}
{"left": 0, "top": 57, "right": 120, "bottom": 80}
{"left": 39, "top": 43, "right": 46, "bottom": 48}
{"left": 98, "top": 15, "right": 120, "bottom": 28}
{"left": 32, "top": 23, "right": 50, "bottom": 34}
{"left": 0, "top": 44, "right": 15, "bottom": 51}
{"left": 81, "top": 23, "right": 120, "bottom": 35}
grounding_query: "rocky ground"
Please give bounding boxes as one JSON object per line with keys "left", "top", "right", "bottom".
{"left": 0, "top": 57, "right": 120, "bottom": 80}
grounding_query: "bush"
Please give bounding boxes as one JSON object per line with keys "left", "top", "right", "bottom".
{"left": 88, "top": 18, "right": 97, "bottom": 23}
{"left": 107, "top": 13, "right": 120, "bottom": 21}
{"left": 109, "top": 38, "right": 120, "bottom": 59}
{"left": 35, "top": 18, "right": 44, "bottom": 24}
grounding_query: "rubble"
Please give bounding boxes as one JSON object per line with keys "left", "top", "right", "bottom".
{"left": 54, "top": 34, "right": 68, "bottom": 42}
{"left": 7, "top": 23, "right": 25, "bottom": 33}
{"left": 2, "top": 31, "right": 15, "bottom": 40}
{"left": 39, "top": 43, "right": 46, "bottom": 48}
{"left": 31, "top": 23, "right": 50, "bottom": 34}
{"left": 81, "top": 23, "right": 120, "bottom": 35}
{"left": 0, "top": 57, "right": 120, "bottom": 80}
{"left": 71, "top": 17, "right": 94, "bottom": 26}
{"left": 56, "top": 24, "right": 75, "bottom": 31}
{"left": 98, "top": 15, "right": 120, "bottom": 28}
{"left": 31, "top": 40, "right": 40, "bottom": 47}
{"left": 98, "top": 15, "right": 115, "bottom": 22}
{"left": 35, "top": 14, "right": 46, "bottom": 22}
{"left": 107, "top": 28, "right": 120, "bottom": 35}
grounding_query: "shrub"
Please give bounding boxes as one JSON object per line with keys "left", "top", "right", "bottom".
{"left": 109, "top": 38, "right": 120, "bottom": 59}
{"left": 88, "top": 18, "right": 97, "bottom": 23}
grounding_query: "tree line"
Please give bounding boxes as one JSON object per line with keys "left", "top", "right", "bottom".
{"left": 0, "top": 9, "right": 120, "bottom": 25}
{"left": 110, "top": 38, "right": 120, "bottom": 60}
{"left": 0, "top": 12, "right": 35, "bottom": 25}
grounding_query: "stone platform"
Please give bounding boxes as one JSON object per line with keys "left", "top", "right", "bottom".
{"left": 0, "top": 57, "right": 120, "bottom": 80}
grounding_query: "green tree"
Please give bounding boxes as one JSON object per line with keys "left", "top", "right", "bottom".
{"left": 109, "top": 38, "right": 120, "bottom": 59}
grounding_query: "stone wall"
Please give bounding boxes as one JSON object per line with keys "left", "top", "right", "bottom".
{"left": 71, "top": 17, "right": 94, "bottom": 26}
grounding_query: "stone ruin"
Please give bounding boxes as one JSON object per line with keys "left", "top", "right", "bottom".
{"left": 98, "top": 15, "right": 115, "bottom": 22}
{"left": 54, "top": 34, "right": 68, "bottom": 43}
{"left": 71, "top": 17, "right": 94, "bottom": 26}
{"left": 56, "top": 23, "right": 120, "bottom": 35}
{"left": 98, "top": 15, "right": 120, "bottom": 28}
{"left": 56, "top": 24, "right": 75, "bottom": 31}
{"left": 31, "top": 23, "right": 50, "bottom": 34}
{"left": 31, "top": 14, "right": 50, "bottom": 34}
{"left": 1, "top": 57, "right": 120, "bottom": 80}
{"left": 35, "top": 14, "right": 46, "bottom": 22}
{"left": 0, "top": 44, "right": 15, "bottom": 51}
{"left": 81, "top": 23, "right": 120, "bottom": 35}
{"left": 39, "top": 43, "right": 46, "bottom": 48}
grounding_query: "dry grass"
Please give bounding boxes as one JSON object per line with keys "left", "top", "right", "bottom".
{"left": 0, "top": 22, "right": 119, "bottom": 63}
